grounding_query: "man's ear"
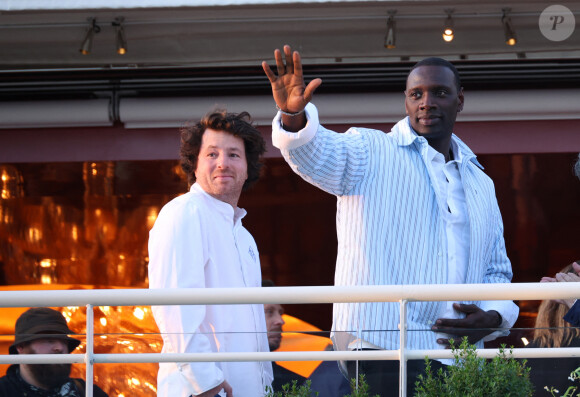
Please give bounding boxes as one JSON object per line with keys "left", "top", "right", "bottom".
{"left": 16, "top": 344, "right": 24, "bottom": 354}
{"left": 457, "top": 87, "right": 465, "bottom": 113}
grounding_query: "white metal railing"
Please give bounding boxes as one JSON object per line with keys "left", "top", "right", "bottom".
{"left": 1, "top": 282, "right": 580, "bottom": 397}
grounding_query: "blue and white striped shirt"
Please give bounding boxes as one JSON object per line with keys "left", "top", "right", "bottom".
{"left": 272, "top": 103, "right": 519, "bottom": 353}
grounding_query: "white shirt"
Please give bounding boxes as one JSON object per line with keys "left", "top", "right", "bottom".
{"left": 425, "top": 142, "right": 470, "bottom": 322}
{"left": 272, "top": 103, "right": 519, "bottom": 355}
{"left": 148, "top": 183, "right": 273, "bottom": 397}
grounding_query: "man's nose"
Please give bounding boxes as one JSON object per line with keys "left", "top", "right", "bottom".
{"left": 217, "top": 154, "right": 230, "bottom": 168}
{"left": 276, "top": 314, "right": 285, "bottom": 326}
{"left": 51, "top": 340, "right": 67, "bottom": 353}
{"left": 420, "top": 92, "right": 436, "bottom": 109}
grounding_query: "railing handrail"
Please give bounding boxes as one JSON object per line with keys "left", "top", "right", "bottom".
{"left": 0, "top": 282, "right": 577, "bottom": 307}
{"left": 0, "top": 282, "right": 578, "bottom": 397}
{"left": 3, "top": 347, "right": 580, "bottom": 364}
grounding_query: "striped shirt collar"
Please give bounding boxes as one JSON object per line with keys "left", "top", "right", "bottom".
{"left": 392, "top": 116, "right": 484, "bottom": 170}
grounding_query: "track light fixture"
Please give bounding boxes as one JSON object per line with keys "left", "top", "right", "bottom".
{"left": 79, "top": 18, "right": 101, "bottom": 55}
{"left": 384, "top": 10, "right": 396, "bottom": 49}
{"left": 502, "top": 8, "right": 517, "bottom": 46}
{"left": 113, "top": 17, "right": 127, "bottom": 55}
{"left": 442, "top": 9, "right": 454, "bottom": 42}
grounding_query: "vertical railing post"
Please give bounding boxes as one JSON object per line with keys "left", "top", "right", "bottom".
{"left": 399, "top": 299, "right": 408, "bottom": 397}
{"left": 355, "top": 325, "right": 362, "bottom": 389}
{"left": 85, "top": 304, "right": 94, "bottom": 397}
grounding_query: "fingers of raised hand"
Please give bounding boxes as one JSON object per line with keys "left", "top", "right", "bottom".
{"left": 304, "top": 78, "right": 322, "bottom": 102}
{"left": 262, "top": 61, "right": 277, "bottom": 83}
{"left": 284, "top": 45, "right": 294, "bottom": 74}
{"left": 274, "top": 48, "right": 286, "bottom": 77}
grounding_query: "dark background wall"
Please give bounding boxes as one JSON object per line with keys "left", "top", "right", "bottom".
{"left": 1, "top": 151, "right": 578, "bottom": 348}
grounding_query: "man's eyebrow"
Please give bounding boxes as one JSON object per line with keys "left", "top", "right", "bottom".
{"left": 204, "top": 145, "right": 242, "bottom": 150}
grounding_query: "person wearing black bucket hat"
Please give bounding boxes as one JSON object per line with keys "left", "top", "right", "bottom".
{"left": 0, "top": 307, "right": 108, "bottom": 397}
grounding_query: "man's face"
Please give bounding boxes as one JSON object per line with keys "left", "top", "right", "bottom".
{"left": 18, "top": 338, "right": 72, "bottom": 389}
{"left": 264, "top": 303, "right": 285, "bottom": 351}
{"left": 405, "top": 65, "right": 464, "bottom": 141}
{"left": 195, "top": 128, "right": 248, "bottom": 207}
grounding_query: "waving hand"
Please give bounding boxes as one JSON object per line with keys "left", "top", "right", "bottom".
{"left": 262, "top": 45, "right": 322, "bottom": 131}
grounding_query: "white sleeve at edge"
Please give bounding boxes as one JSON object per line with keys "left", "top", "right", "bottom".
{"left": 479, "top": 299, "right": 519, "bottom": 341}
{"left": 272, "top": 103, "right": 319, "bottom": 150}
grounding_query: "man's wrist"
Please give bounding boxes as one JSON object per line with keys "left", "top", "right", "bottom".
{"left": 276, "top": 104, "right": 305, "bottom": 116}
{"left": 490, "top": 310, "right": 502, "bottom": 327}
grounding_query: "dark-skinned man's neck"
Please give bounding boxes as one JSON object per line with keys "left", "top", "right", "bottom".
{"left": 426, "top": 136, "right": 453, "bottom": 163}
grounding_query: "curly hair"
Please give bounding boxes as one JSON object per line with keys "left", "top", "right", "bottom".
{"left": 533, "top": 262, "right": 580, "bottom": 348}
{"left": 180, "top": 109, "right": 266, "bottom": 191}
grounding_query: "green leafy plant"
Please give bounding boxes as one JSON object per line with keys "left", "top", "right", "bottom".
{"left": 545, "top": 366, "right": 580, "bottom": 396}
{"left": 265, "top": 373, "right": 378, "bottom": 397}
{"left": 265, "top": 380, "right": 318, "bottom": 397}
{"left": 414, "top": 337, "right": 533, "bottom": 397}
{"left": 345, "top": 374, "right": 379, "bottom": 397}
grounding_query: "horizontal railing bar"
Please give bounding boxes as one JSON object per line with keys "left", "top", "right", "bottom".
{"left": 2, "top": 347, "right": 580, "bottom": 365}
{"left": 0, "top": 353, "right": 85, "bottom": 364}
{"left": 0, "top": 283, "right": 577, "bottom": 307}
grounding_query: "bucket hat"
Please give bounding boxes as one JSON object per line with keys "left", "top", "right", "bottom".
{"left": 9, "top": 307, "right": 81, "bottom": 354}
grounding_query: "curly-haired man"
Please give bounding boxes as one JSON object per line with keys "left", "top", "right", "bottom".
{"left": 149, "top": 109, "right": 272, "bottom": 397}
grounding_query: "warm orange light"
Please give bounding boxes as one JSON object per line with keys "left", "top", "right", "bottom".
{"left": 443, "top": 29, "right": 454, "bottom": 42}
{"left": 28, "top": 227, "right": 41, "bottom": 242}
{"left": 275, "top": 314, "right": 332, "bottom": 378}
{"left": 133, "top": 307, "right": 145, "bottom": 320}
{"left": 41, "top": 275, "right": 52, "bottom": 285}
{"left": 442, "top": 10, "right": 454, "bottom": 43}
{"left": 146, "top": 207, "right": 158, "bottom": 229}
{"left": 40, "top": 259, "right": 54, "bottom": 268}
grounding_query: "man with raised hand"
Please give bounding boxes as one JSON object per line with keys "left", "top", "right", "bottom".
{"left": 262, "top": 45, "right": 518, "bottom": 395}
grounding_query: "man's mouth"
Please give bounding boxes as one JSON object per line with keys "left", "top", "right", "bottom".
{"left": 214, "top": 174, "right": 233, "bottom": 180}
{"left": 418, "top": 115, "right": 440, "bottom": 126}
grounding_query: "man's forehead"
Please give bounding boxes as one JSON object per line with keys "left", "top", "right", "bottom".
{"left": 406, "top": 65, "right": 456, "bottom": 88}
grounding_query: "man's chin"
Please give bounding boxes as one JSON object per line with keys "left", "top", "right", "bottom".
{"left": 268, "top": 338, "right": 282, "bottom": 352}
{"left": 28, "top": 363, "right": 72, "bottom": 389}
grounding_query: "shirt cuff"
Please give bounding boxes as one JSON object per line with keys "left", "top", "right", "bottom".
{"left": 479, "top": 299, "right": 519, "bottom": 342}
{"left": 271, "top": 102, "right": 319, "bottom": 150}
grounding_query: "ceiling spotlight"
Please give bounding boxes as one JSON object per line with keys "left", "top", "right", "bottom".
{"left": 113, "top": 17, "right": 127, "bottom": 55}
{"left": 502, "top": 8, "right": 517, "bottom": 46}
{"left": 80, "top": 18, "right": 101, "bottom": 55}
{"left": 442, "top": 9, "right": 454, "bottom": 42}
{"left": 384, "top": 10, "right": 396, "bottom": 49}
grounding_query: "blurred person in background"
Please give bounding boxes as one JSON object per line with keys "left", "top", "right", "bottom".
{"left": 528, "top": 261, "right": 580, "bottom": 395}
{"left": 262, "top": 280, "right": 306, "bottom": 392}
{"left": 0, "top": 307, "right": 108, "bottom": 397}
